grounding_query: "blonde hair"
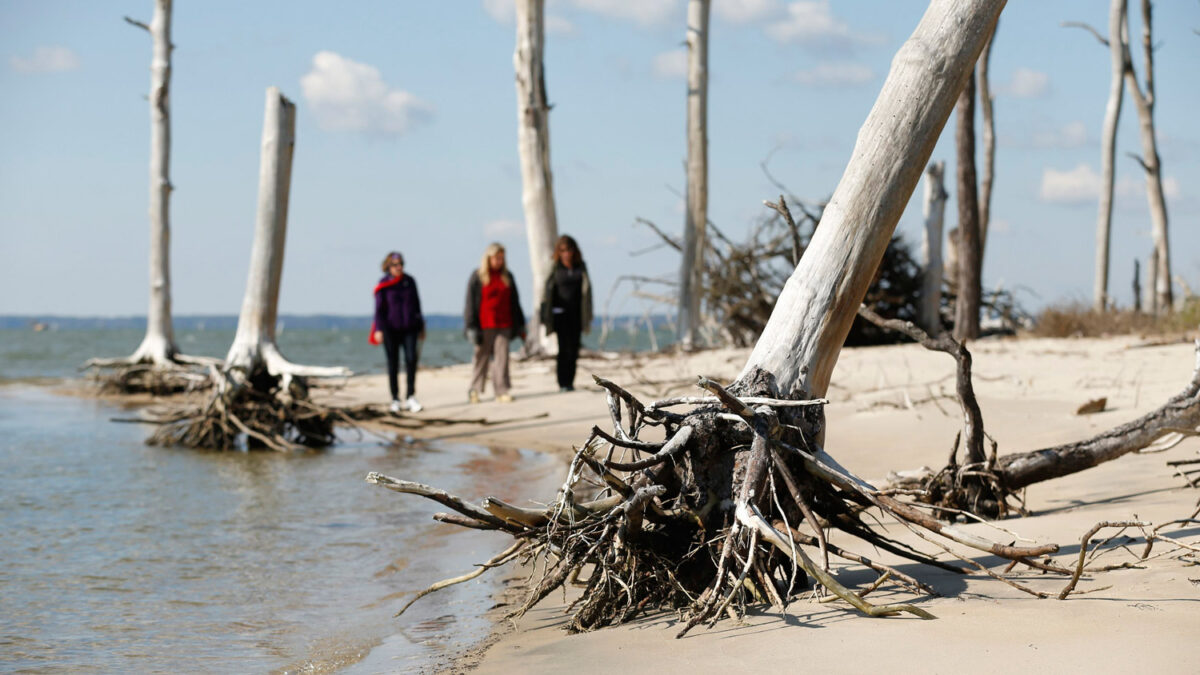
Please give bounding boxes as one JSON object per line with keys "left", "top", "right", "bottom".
{"left": 478, "top": 242, "right": 510, "bottom": 286}
{"left": 380, "top": 251, "right": 404, "bottom": 273}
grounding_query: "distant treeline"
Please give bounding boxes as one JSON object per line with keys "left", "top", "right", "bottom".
{"left": 0, "top": 314, "right": 675, "bottom": 332}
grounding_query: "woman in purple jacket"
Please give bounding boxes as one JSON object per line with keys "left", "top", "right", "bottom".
{"left": 370, "top": 251, "right": 425, "bottom": 413}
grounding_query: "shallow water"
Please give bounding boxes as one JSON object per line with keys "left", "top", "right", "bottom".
{"left": 0, "top": 386, "right": 561, "bottom": 673}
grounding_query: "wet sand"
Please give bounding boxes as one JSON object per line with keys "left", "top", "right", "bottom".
{"left": 326, "top": 335, "right": 1200, "bottom": 673}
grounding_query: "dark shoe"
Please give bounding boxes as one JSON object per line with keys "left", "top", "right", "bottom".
{"left": 559, "top": 386, "right": 575, "bottom": 392}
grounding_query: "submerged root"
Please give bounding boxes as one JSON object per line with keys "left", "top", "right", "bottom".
{"left": 368, "top": 370, "right": 1098, "bottom": 635}
{"left": 86, "top": 361, "right": 213, "bottom": 396}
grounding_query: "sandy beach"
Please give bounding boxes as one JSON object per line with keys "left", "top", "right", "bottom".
{"left": 320, "top": 335, "right": 1200, "bottom": 674}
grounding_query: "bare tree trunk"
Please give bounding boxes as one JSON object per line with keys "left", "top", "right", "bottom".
{"left": 976, "top": 27, "right": 996, "bottom": 256}
{"left": 1125, "top": 0, "right": 1171, "bottom": 313}
{"left": 919, "top": 161, "right": 947, "bottom": 334}
{"left": 1132, "top": 258, "right": 1142, "bottom": 314}
{"left": 1148, "top": 247, "right": 1159, "bottom": 315}
{"left": 739, "top": 0, "right": 1005, "bottom": 398}
{"left": 225, "top": 88, "right": 347, "bottom": 379}
{"left": 953, "top": 73, "right": 982, "bottom": 342}
{"left": 1094, "top": 0, "right": 1127, "bottom": 312}
{"left": 130, "top": 0, "right": 178, "bottom": 365}
{"left": 514, "top": 0, "right": 559, "bottom": 353}
{"left": 677, "top": 0, "right": 710, "bottom": 351}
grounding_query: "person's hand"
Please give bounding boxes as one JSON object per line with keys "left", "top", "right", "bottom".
{"left": 519, "top": 331, "right": 527, "bottom": 342}
{"left": 372, "top": 330, "right": 383, "bottom": 344}
{"left": 583, "top": 325, "right": 591, "bottom": 335}
{"left": 466, "top": 328, "right": 480, "bottom": 346}
{"left": 419, "top": 329, "right": 426, "bottom": 342}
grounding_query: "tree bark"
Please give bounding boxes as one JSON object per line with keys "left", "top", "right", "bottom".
{"left": 677, "top": 0, "right": 710, "bottom": 351}
{"left": 131, "top": 0, "right": 178, "bottom": 365}
{"left": 1094, "top": 0, "right": 1127, "bottom": 312}
{"left": 514, "top": 0, "right": 559, "bottom": 352}
{"left": 976, "top": 27, "right": 996, "bottom": 257}
{"left": 738, "top": 0, "right": 1005, "bottom": 398}
{"left": 1125, "top": 0, "right": 1171, "bottom": 313}
{"left": 225, "top": 88, "right": 347, "bottom": 379}
{"left": 953, "top": 73, "right": 981, "bottom": 342}
{"left": 919, "top": 161, "right": 948, "bottom": 334}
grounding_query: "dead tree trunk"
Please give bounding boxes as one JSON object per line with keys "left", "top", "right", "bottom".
{"left": 1133, "top": 258, "right": 1142, "bottom": 314}
{"left": 953, "top": 74, "right": 981, "bottom": 342}
{"left": 677, "top": 0, "right": 710, "bottom": 351}
{"left": 1125, "top": 0, "right": 1172, "bottom": 313}
{"left": 514, "top": 0, "right": 559, "bottom": 353}
{"left": 919, "top": 161, "right": 948, "bottom": 334}
{"left": 1097, "top": 0, "right": 1127, "bottom": 311}
{"left": 225, "top": 88, "right": 347, "bottom": 381}
{"left": 977, "top": 27, "right": 996, "bottom": 257}
{"left": 1148, "top": 247, "right": 1159, "bottom": 315}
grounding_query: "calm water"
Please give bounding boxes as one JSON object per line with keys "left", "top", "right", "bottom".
{"left": 0, "top": 328, "right": 571, "bottom": 673}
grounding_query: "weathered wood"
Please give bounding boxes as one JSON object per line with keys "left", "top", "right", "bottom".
{"left": 677, "top": 0, "right": 710, "bottom": 351}
{"left": 739, "top": 0, "right": 1005, "bottom": 397}
{"left": 919, "top": 161, "right": 947, "bottom": 334}
{"left": 514, "top": 0, "right": 559, "bottom": 352}
{"left": 977, "top": 26, "right": 996, "bottom": 256}
{"left": 1097, "top": 0, "right": 1126, "bottom": 311}
{"left": 953, "top": 73, "right": 981, "bottom": 342}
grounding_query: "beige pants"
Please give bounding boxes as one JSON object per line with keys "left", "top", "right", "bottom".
{"left": 470, "top": 329, "right": 512, "bottom": 396}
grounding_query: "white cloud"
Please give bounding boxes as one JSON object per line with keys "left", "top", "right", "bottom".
{"left": 483, "top": 219, "right": 524, "bottom": 237}
{"left": 10, "top": 46, "right": 79, "bottom": 73}
{"left": 990, "top": 218, "right": 1011, "bottom": 235}
{"left": 482, "top": 0, "right": 575, "bottom": 33}
{"left": 1031, "top": 120, "right": 1088, "bottom": 149}
{"left": 653, "top": 49, "right": 688, "bottom": 79}
{"left": 300, "top": 51, "right": 432, "bottom": 136}
{"left": 791, "top": 61, "right": 873, "bottom": 87}
{"left": 1040, "top": 164, "right": 1100, "bottom": 204}
{"left": 765, "top": 1, "right": 880, "bottom": 49}
{"left": 571, "top": 0, "right": 678, "bottom": 26}
{"left": 1001, "top": 67, "right": 1050, "bottom": 98}
{"left": 714, "top": 0, "right": 782, "bottom": 23}
{"left": 1117, "top": 175, "right": 1181, "bottom": 202}
{"left": 546, "top": 15, "right": 577, "bottom": 34}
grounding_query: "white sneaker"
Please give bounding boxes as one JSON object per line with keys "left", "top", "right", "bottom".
{"left": 405, "top": 396, "right": 423, "bottom": 413}
{"left": 389, "top": 399, "right": 402, "bottom": 414}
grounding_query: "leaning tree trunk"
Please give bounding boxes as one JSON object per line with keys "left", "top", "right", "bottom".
{"left": 514, "top": 0, "right": 559, "bottom": 353}
{"left": 919, "top": 161, "right": 947, "bottom": 334}
{"left": 1125, "top": 0, "right": 1171, "bottom": 313}
{"left": 739, "top": 2, "right": 1002, "bottom": 399}
{"left": 225, "top": 88, "right": 347, "bottom": 380}
{"left": 976, "top": 26, "right": 996, "bottom": 259}
{"left": 677, "top": 0, "right": 710, "bottom": 351}
{"left": 1094, "top": 0, "right": 1127, "bottom": 312}
{"left": 952, "top": 74, "right": 982, "bottom": 342}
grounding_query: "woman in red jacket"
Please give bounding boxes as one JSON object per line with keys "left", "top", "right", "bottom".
{"left": 463, "top": 243, "right": 526, "bottom": 403}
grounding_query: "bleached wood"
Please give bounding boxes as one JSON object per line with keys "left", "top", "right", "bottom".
{"left": 1094, "top": 0, "right": 1127, "bottom": 311}
{"left": 130, "top": 0, "right": 178, "bottom": 365}
{"left": 677, "top": 0, "right": 710, "bottom": 351}
{"left": 919, "top": 161, "right": 947, "bottom": 334}
{"left": 1125, "top": 0, "right": 1171, "bottom": 313}
{"left": 977, "top": 28, "right": 996, "bottom": 255}
{"left": 739, "top": 0, "right": 1005, "bottom": 397}
{"left": 225, "top": 88, "right": 349, "bottom": 379}
{"left": 514, "top": 0, "right": 559, "bottom": 352}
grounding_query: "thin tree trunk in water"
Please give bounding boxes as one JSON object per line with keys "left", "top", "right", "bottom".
{"left": 953, "top": 73, "right": 981, "bottom": 342}
{"left": 1125, "top": 0, "right": 1171, "bottom": 313}
{"left": 226, "top": 88, "right": 346, "bottom": 379}
{"left": 514, "top": 0, "right": 559, "bottom": 352}
{"left": 919, "top": 161, "right": 947, "bottom": 334}
{"left": 1094, "top": 0, "right": 1127, "bottom": 312}
{"left": 1148, "top": 248, "right": 1159, "bottom": 316}
{"left": 678, "top": 0, "right": 710, "bottom": 351}
{"left": 1132, "top": 258, "right": 1141, "bottom": 314}
{"left": 976, "top": 27, "right": 996, "bottom": 257}
{"left": 131, "top": 0, "right": 178, "bottom": 365}
{"left": 739, "top": 0, "right": 1005, "bottom": 398}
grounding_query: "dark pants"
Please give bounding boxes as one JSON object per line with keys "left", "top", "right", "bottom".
{"left": 553, "top": 315, "right": 582, "bottom": 389}
{"left": 383, "top": 329, "right": 420, "bottom": 400}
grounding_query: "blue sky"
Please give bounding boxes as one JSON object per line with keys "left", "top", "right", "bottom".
{"left": 2, "top": 0, "right": 1198, "bottom": 318}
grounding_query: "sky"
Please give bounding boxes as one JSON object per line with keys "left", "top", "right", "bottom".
{"left": 2, "top": 0, "right": 1198, "bottom": 319}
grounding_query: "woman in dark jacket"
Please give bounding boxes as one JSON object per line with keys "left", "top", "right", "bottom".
{"left": 541, "top": 235, "right": 592, "bottom": 392}
{"left": 464, "top": 242, "right": 526, "bottom": 403}
{"left": 370, "top": 251, "right": 425, "bottom": 413}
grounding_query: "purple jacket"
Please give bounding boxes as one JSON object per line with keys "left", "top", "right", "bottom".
{"left": 374, "top": 274, "right": 424, "bottom": 334}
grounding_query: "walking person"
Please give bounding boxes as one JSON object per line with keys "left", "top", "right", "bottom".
{"left": 541, "top": 235, "right": 592, "bottom": 392}
{"left": 370, "top": 251, "right": 425, "bottom": 413}
{"left": 464, "top": 243, "right": 526, "bottom": 403}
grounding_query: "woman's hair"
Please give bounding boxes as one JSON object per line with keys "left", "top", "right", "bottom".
{"left": 552, "top": 235, "right": 584, "bottom": 266}
{"left": 380, "top": 251, "right": 404, "bottom": 273}
{"left": 477, "top": 242, "right": 509, "bottom": 286}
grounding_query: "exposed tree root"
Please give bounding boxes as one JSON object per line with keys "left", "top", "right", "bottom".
{"left": 369, "top": 371, "right": 1078, "bottom": 635}
{"left": 146, "top": 368, "right": 338, "bottom": 451}
{"left": 85, "top": 354, "right": 221, "bottom": 396}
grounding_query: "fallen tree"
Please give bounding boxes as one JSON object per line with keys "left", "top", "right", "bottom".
{"left": 370, "top": 0, "right": 1030, "bottom": 634}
